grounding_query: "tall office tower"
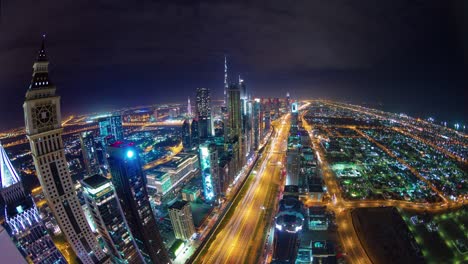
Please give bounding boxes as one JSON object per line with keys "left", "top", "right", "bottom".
{"left": 81, "top": 174, "right": 145, "bottom": 264}
{"left": 224, "top": 55, "right": 228, "bottom": 106}
{"left": 272, "top": 196, "right": 304, "bottom": 262}
{"left": 182, "top": 119, "right": 192, "bottom": 151}
{"left": 244, "top": 99, "right": 253, "bottom": 156}
{"left": 286, "top": 92, "right": 290, "bottom": 109}
{"left": 239, "top": 75, "right": 247, "bottom": 100}
{"left": 80, "top": 131, "right": 100, "bottom": 176}
{"left": 187, "top": 97, "right": 192, "bottom": 117}
{"left": 227, "top": 84, "right": 242, "bottom": 140}
{"left": 291, "top": 101, "right": 299, "bottom": 134}
{"left": 107, "top": 141, "right": 170, "bottom": 264}
{"left": 199, "top": 143, "right": 220, "bottom": 201}
{"left": 0, "top": 144, "right": 66, "bottom": 264}
{"left": 190, "top": 119, "right": 199, "bottom": 146}
{"left": 168, "top": 200, "right": 196, "bottom": 241}
{"left": 238, "top": 77, "right": 252, "bottom": 157}
{"left": 195, "top": 88, "right": 212, "bottom": 139}
{"left": 252, "top": 99, "right": 261, "bottom": 150}
{"left": 98, "top": 115, "right": 124, "bottom": 143}
{"left": 227, "top": 84, "right": 244, "bottom": 167}
{"left": 23, "top": 38, "right": 109, "bottom": 264}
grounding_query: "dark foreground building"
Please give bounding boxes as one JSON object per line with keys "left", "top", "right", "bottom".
{"left": 107, "top": 141, "right": 171, "bottom": 264}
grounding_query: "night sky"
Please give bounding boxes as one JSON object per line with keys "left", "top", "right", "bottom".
{"left": 0, "top": 0, "right": 466, "bottom": 130}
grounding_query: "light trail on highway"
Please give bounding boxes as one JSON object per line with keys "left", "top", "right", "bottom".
{"left": 195, "top": 115, "right": 290, "bottom": 264}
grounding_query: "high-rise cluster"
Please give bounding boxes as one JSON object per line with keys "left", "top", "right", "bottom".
{"left": 20, "top": 38, "right": 171, "bottom": 264}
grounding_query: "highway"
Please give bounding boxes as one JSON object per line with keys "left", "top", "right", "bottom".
{"left": 195, "top": 115, "right": 290, "bottom": 264}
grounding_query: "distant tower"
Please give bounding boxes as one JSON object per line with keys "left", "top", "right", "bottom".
{"left": 182, "top": 119, "right": 192, "bottom": 151}
{"left": 238, "top": 77, "right": 252, "bottom": 157}
{"left": 0, "top": 143, "right": 66, "bottom": 264}
{"left": 81, "top": 174, "right": 145, "bottom": 264}
{"left": 227, "top": 84, "right": 242, "bottom": 140}
{"left": 252, "top": 98, "right": 261, "bottom": 150}
{"left": 196, "top": 88, "right": 212, "bottom": 139}
{"left": 22, "top": 37, "right": 109, "bottom": 263}
{"left": 224, "top": 55, "right": 228, "bottom": 106}
{"left": 187, "top": 97, "right": 192, "bottom": 117}
{"left": 168, "top": 200, "right": 196, "bottom": 241}
{"left": 80, "top": 131, "right": 100, "bottom": 176}
{"left": 191, "top": 119, "right": 199, "bottom": 146}
{"left": 98, "top": 115, "right": 124, "bottom": 143}
{"left": 107, "top": 141, "right": 171, "bottom": 264}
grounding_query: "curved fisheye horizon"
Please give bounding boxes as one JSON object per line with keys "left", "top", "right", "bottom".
{"left": 0, "top": 1, "right": 466, "bottom": 264}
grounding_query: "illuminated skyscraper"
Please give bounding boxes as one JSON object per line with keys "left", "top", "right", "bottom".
{"left": 168, "top": 200, "right": 195, "bottom": 241}
{"left": 80, "top": 131, "right": 100, "bottom": 176}
{"left": 291, "top": 101, "right": 299, "bottom": 134}
{"left": 224, "top": 55, "right": 228, "bottom": 106}
{"left": 0, "top": 143, "right": 66, "bottom": 264}
{"left": 195, "top": 88, "right": 212, "bottom": 139}
{"left": 107, "top": 141, "right": 170, "bottom": 264}
{"left": 187, "top": 97, "right": 192, "bottom": 117}
{"left": 227, "top": 84, "right": 242, "bottom": 140}
{"left": 81, "top": 174, "right": 145, "bottom": 264}
{"left": 252, "top": 99, "right": 261, "bottom": 150}
{"left": 98, "top": 115, "right": 124, "bottom": 143}
{"left": 23, "top": 38, "right": 109, "bottom": 264}
{"left": 191, "top": 119, "right": 199, "bottom": 146}
{"left": 238, "top": 77, "right": 253, "bottom": 157}
{"left": 182, "top": 119, "right": 192, "bottom": 151}
{"left": 199, "top": 143, "right": 220, "bottom": 201}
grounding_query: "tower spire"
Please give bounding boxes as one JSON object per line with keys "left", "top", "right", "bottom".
{"left": 0, "top": 143, "right": 21, "bottom": 189}
{"left": 224, "top": 55, "right": 228, "bottom": 105}
{"left": 0, "top": 143, "right": 25, "bottom": 204}
{"left": 37, "top": 34, "right": 48, "bottom": 62}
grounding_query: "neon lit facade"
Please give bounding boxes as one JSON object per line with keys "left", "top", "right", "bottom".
{"left": 82, "top": 174, "right": 144, "bottom": 264}
{"left": 1, "top": 143, "right": 66, "bottom": 264}
{"left": 107, "top": 141, "right": 171, "bottom": 263}
{"left": 199, "top": 143, "right": 218, "bottom": 201}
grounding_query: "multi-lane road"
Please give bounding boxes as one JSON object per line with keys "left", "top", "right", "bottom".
{"left": 302, "top": 102, "right": 467, "bottom": 264}
{"left": 194, "top": 115, "right": 290, "bottom": 264}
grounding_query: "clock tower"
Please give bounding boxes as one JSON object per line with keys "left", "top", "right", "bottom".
{"left": 23, "top": 37, "right": 110, "bottom": 264}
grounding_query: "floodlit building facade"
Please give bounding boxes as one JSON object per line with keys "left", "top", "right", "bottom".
{"left": 23, "top": 38, "right": 109, "bottom": 264}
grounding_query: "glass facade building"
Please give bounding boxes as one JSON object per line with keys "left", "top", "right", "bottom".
{"left": 82, "top": 174, "right": 144, "bottom": 264}
{"left": 107, "top": 141, "right": 170, "bottom": 264}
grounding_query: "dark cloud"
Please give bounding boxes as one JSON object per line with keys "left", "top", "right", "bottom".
{"left": 0, "top": 0, "right": 466, "bottom": 129}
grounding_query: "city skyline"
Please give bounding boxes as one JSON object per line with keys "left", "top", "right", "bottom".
{"left": 0, "top": 2, "right": 467, "bottom": 264}
{"left": 0, "top": 1, "right": 467, "bottom": 130}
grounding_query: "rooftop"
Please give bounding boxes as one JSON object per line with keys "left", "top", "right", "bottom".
{"left": 169, "top": 200, "right": 188, "bottom": 210}
{"left": 159, "top": 153, "right": 197, "bottom": 169}
{"left": 81, "top": 174, "right": 110, "bottom": 189}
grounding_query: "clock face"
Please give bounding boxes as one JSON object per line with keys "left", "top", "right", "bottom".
{"left": 39, "top": 110, "right": 51, "bottom": 123}
{"left": 32, "top": 104, "right": 57, "bottom": 129}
